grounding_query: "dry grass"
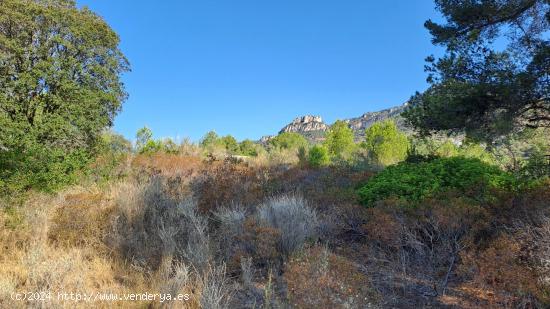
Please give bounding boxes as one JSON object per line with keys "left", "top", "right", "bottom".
{"left": 0, "top": 178, "right": 233, "bottom": 308}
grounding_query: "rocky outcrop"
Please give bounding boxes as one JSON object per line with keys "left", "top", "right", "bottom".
{"left": 279, "top": 115, "right": 329, "bottom": 134}
{"left": 345, "top": 104, "right": 411, "bottom": 137}
{"left": 260, "top": 135, "right": 274, "bottom": 144}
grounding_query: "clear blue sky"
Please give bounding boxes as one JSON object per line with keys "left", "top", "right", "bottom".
{"left": 77, "top": 0, "right": 443, "bottom": 142}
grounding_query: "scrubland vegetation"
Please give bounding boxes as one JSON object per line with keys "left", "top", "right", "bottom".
{"left": 1, "top": 122, "right": 549, "bottom": 308}
{"left": 1, "top": 0, "right": 549, "bottom": 308}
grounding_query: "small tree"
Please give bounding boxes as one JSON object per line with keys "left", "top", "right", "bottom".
{"left": 363, "top": 120, "right": 409, "bottom": 166}
{"left": 221, "top": 135, "right": 239, "bottom": 154}
{"left": 200, "top": 131, "right": 220, "bottom": 148}
{"left": 324, "top": 120, "right": 355, "bottom": 160}
{"left": 135, "top": 127, "right": 163, "bottom": 154}
{"left": 308, "top": 145, "right": 330, "bottom": 168}
{"left": 436, "top": 140, "right": 459, "bottom": 158}
{"left": 239, "top": 139, "right": 259, "bottom": 156}
{"left": 162, "top": 138, "right": 179, "bottom": 154}
{"left": 136, "top": 127, "right": 153, "bottom": 151}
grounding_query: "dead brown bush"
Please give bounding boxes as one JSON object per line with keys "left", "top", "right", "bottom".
{"left": 284, "top": 246, "right": 379, "bottom": 308}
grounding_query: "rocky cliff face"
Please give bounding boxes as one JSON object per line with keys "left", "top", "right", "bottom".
{"left": 345, "top": 104, "right": 410, "bottom": 138}
{"left": 279, "top": 115, "right": 329, "bottom": 134}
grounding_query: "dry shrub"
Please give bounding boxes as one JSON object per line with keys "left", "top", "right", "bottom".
{"left": 178, "top": 138, "right": 203, "bottom": 157}
{"left": 241, "top": 217, "right": 282, "bottom": 268}
{"left": 48, "top": 191, "right": 114, "bottom": 250}
{"left": 257, "top": 194, "right": 319, "bottom": 255}
{"left": 453, "top": 183, "right": 550, "bottom": 307}
{"left": 263, "top": 166, "right": 373, "bottom": 211}
{"left": 132, "top": 153, "right": 203, "bottom": 178}
{"left": 364, "top": 204, "right": 402, "bottom": 247}
{"left": 213, "top": 206, "right": 247, "bottom": 267}
{"left": 0, "top": 190, "right": 138, "bottom": 309}
{"left": 193, "top": 160, "right": 269, "bottom": 213}
{"left": 284, "top": 246, "right": 379, "bottom": 308}
{"left": 240, "top": 257, "right": 254, "bottom": 288}
{"left": 267, "top": 148, "right": 301, "bottom": 166}
{"left": 360, "top": 196, "right": 490, "bottom": 305}
{"left": 219, "top": 216, "right": 281, "bottom": 274}
{"left": 111, "top": 177, "right": 213, "bottom": 271}
{"left": 460, "top": 234, "right": 544, "bottom": 307}
{"left": 198, "top": 264, "right": 234, "bottom": 309}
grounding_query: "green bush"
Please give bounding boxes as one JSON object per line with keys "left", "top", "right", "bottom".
{"left": 89, "top": 131, "right": 132, "bottom": 183}
{"left": 308, "top": 145, "right": 330, "bottom": 168}
{"left": 0, "top": 144, "right": 90, "bottom": 194}
{"left": 357, "top": 157, "right": 515, "bottom": 206}
{"left": 269, "top": 132, "right": 309, "bottom": 151}
{"left": 519, "top": 149, "right": 550, "bottom": 181}
{"left": 200, "top": 131, "right": 243, "bottom": 155}
{"left": 221, "top": 135, "right": 239, "bottom": 154}
{"left": 239, "top": 139, "right": 261, "bottom": 156}
{"left": 200, "top": 131, "right": 220, "bottom": 148}
{"left": 135, "top": 127, "right": 181, "bottom": 155}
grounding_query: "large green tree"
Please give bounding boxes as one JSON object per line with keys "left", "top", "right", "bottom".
{"left": 404, "top": 0, "right": 549, "bottom": 140}
{"left": 0, "top": 0, "right": 129, "bottom": 191}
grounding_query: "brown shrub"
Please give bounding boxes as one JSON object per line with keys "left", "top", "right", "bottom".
{"left": 193, "top": 160, "right": 268, "bottom": 213}
{"left": 240, "top": 217, "right": 282, "bottom": 269}
{"left": 48, "top": 192, "right": 114, "bottom": 250}
{"left": 284, "top": 246, "right": 379, "bottom": 308}
{"left": 460, "top": 234, "right": 545, "bottom": 307}
{"left": 131, "top": 153, "right": 203, "bottom": 178}
{"left": 364, "top": 205, "right": 402, "bottom": 248}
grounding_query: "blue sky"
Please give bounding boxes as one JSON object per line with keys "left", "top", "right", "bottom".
{"left": 78, "top": 0, "right": 443, "bottom": 142}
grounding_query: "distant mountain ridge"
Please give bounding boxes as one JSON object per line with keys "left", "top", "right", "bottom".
{"left": 261, "top": 103, "right": 409, "bottom": 143}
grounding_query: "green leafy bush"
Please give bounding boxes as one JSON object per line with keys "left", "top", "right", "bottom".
{"left": 308, "top": 145, "right": 330, "bottom": 168}
{"left": 239, "top": 139, "right": 262, "bottom": 156}
{"left": 200, "top": 131, "right": 243, "bottom": 155}
{"left": 0, "top": 144, "right": 90, "bottom": 194}
{"left": 519, "top": 149, "right": 550, "bottom": 181}
{"left": 89, "top": 131, "right": 132, "bottom": 183}
{"left": 200, "top": 131, "right": 220, "bottom": 148}
{"left": 220, "top": 135, "right": 239, "bottom": 154}
{"left": 357, "top": 157, "right": 515, "bottom": 206}
{"left": 269, "top": 132, "right": 309, "bottom": 151}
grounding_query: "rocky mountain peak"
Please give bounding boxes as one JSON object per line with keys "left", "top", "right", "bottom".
{"left": 280, "top": 115, "right": 329, "bottom": 134}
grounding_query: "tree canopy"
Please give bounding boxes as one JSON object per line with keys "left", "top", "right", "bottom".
{"left": 363, "top": 120, "right": 409, "bottom": 166}
{"left": 0, "top": 0, "right": 129, "bottom": 192}
{"left": 324, "top": 120, "right": 355, "bottom": 160}
{"left": 404, "top": 0, "right": 549, "bottom": 141}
